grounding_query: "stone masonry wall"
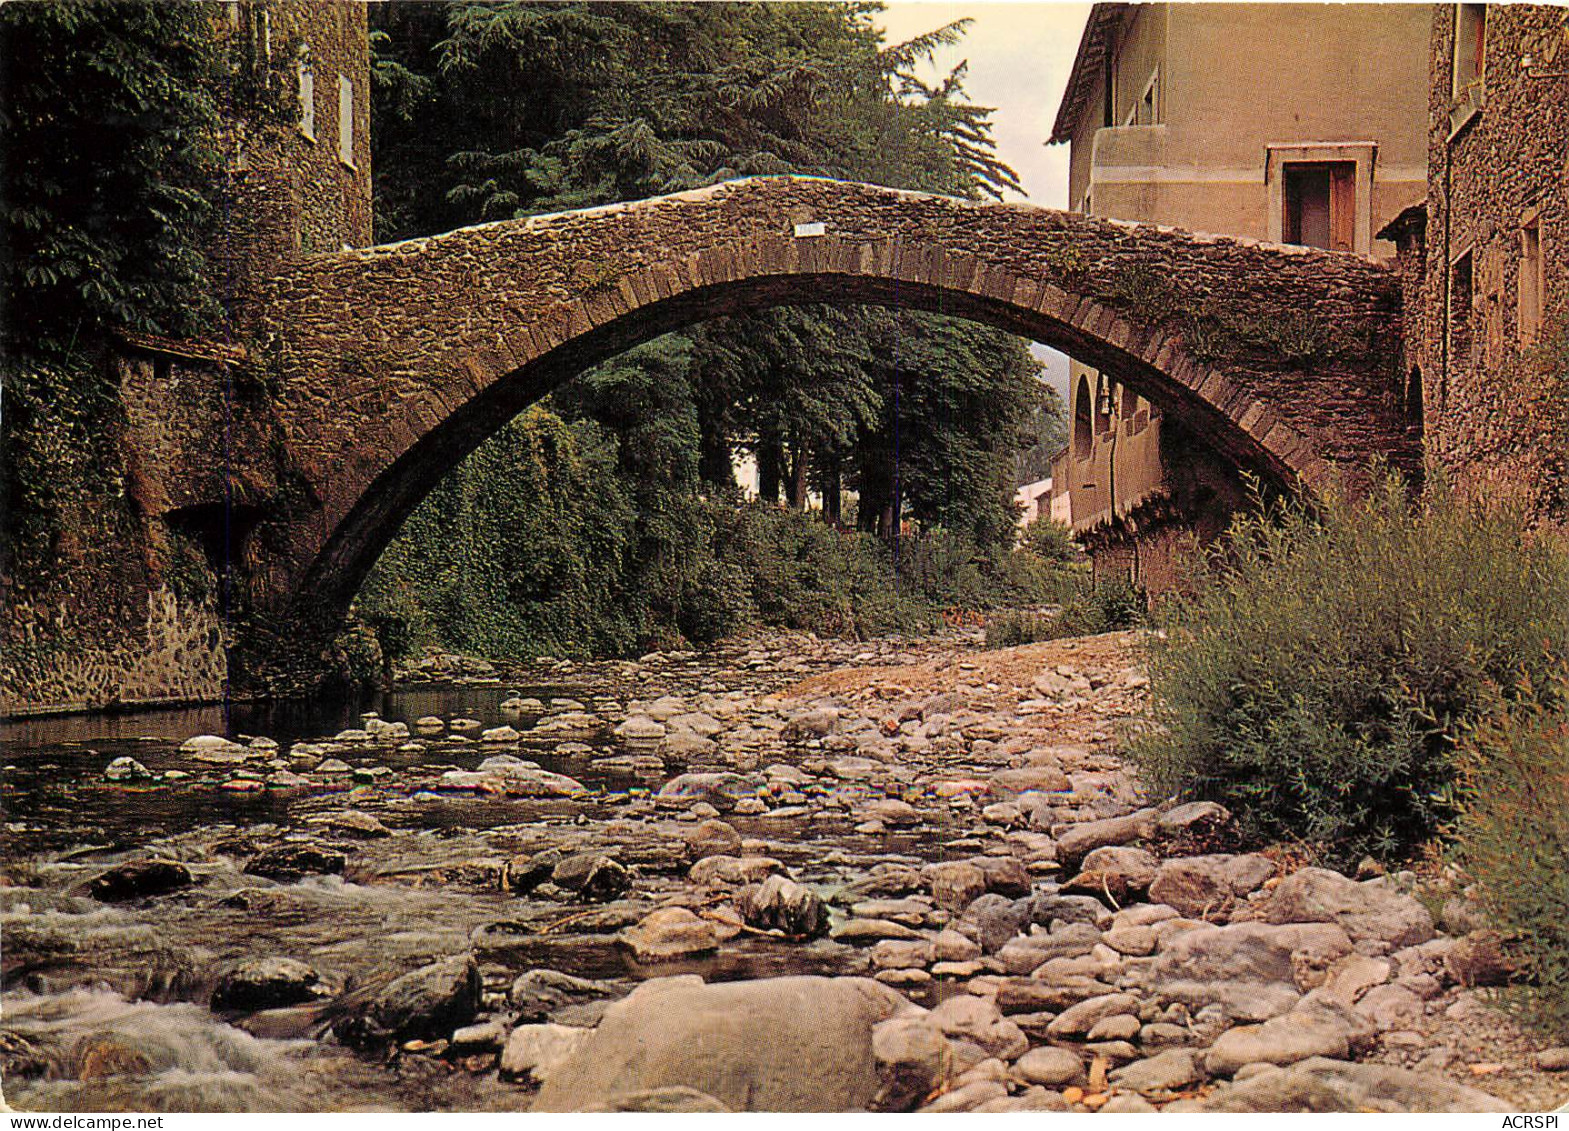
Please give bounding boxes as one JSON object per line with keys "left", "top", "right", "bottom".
{"left": 1423, "top": 5, "right": 1569, "bottom": 520}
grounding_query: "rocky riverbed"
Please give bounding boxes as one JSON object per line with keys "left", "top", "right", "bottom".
{"left": 3, "top": 627, "right": 1566, "bottom": 1112}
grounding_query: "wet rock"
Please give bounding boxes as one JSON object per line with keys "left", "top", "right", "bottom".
{"left": 211, "top": 957, "right": 325, "bottom": 1011}
{"left": 244, "top": 844, "right": 346, "bottom": 881}
{"left": 736, "top": 875, "right": 828, "bottom": 937}
{"left": 658, "top": 773, "right": 757, "bottom": 812}
{"left": 832, "top": 919, "right": 924, "bottom": 943}
{"left": 552, "top": 853, "right": 630, "bottom": 900}
{"left": 1012, "top": 1045, "right": 1085, "bottom": 1086}
{"left": 1053, "top": 808, "right": 1159, "bottom": 864}
{"left": 683, "top": 819, "right": 743, "bottom": 859}
{"left": 927, "top": 995, "right": 1027, "bottom": 1059}
{"left": 414, "top": 716, "right": 445, "bottom": 731}
{"left": 688, "top": 855, "right": 785, "bottom": 887}
{"left": 1263, "top": 868, "right": 1435, "bottom": 949}
{"left": 480, "top": 725, "right": 521, "bottom": 744}
{"left": 87, "top": 859, "right": 194, "bottom": 901}
{"left": 510, "top": 969, "right": 617, "bottom": 1021}
{"left": 500, "top": 1023, "right": 593, "bottom": 1085}
{"left": 617, "top": 908, "right": 719, "bottom": 961}
{"left": 533, "top": 975, "right": 906, "bottom": 1112}
{"left": 1111, "top": 1047, "right": 1202, "bottom": 1094}
{"left": 860, "top": 798, "right": 920, "bottom": 827}
{"left": 1147, "top": 854, "right": 1275, "bottom": 918}
{"left": 335, "top": 957, "right": 482, "bottom": 1048}
{"left": 1187, "top": 1057, "right": 1515, "bottom": 1112}
{"left": 104, "top": 757, "right": 154, "bottom": 782}
{"left": 782, "top": 708, "right": 840, "bottom": 741}
{"left": 311, "top": 810, "right": 391, "bottom": 839}
{"left": 924, "top": 861, "right": 986, "bottom": 911}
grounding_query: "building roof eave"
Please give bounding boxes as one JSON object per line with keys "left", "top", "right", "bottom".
{"left": 1047, "top": 4, "right": 1129, "bottom": 146}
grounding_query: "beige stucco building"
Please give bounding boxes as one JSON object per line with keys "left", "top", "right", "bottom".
{"left": 1048, "top": 3, "right": 1431, "bottom": 589}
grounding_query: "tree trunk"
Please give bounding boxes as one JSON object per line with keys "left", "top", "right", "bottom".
{"left": 823, "top": 459, "right": 842, "bottom": 525}
{"left": 787, "top": 446, "right": 809, "bottom": 510}
{"left": 757, "top": 435, "right": 783, "bottom": 504}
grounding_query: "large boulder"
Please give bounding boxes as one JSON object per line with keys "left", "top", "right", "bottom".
{"left": 1127, "top": 921, "right": 1353, "bottom": 1021}
{"left": 532, "top": 975, "right": 908, "bottom": 1111}
{"left": 1263, "top": 868, "right": 1434, "bottom": 948}
{"left": 1147, "top": 854, "right": 1275, "bottom": 918}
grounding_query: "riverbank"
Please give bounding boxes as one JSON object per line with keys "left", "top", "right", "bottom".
{"left": 2, "top": 626, "right": 1564, "bottom": 1112}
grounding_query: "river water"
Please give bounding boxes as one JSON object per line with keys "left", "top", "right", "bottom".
{"left": 0, "top": 633, "right": 977, "bottom": 1112}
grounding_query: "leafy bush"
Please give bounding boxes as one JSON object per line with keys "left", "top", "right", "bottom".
{"left": 1130, "top": 478, "right": 1569, "bottom": 866}
{"left": 1454, "top": 683, "right": 1569, "bottom": 1038}
{"left": 983, "top": 572, "right": 1142, "bottom": 648}
{"left": 1020, "top": 517, "right": 1081, "bottom": 563}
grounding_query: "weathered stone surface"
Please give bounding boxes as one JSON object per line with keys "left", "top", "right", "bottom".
{"left": 1012, "top": 1045, "right": 1085, "bottom": 1087}
{"left": 1263, "top": 868, "right": 1435, "bottom": 948}
{"left": 510, "top": 969, "right": 617, "bottom": 1021}
{"left": 1189, "top": 1057, "right": 1516, "bottom": 1112}
{"left": 871, "top": 1014, "right": 956, "bottom": 1111}
{"left": 1129, "top": 921, "right": 1353, "bottom": 1021}
{"left": 1147, "top": 854, "right": 1274, "bottom": 918}
{"left": 334, "top": 957, "right": 482, "bottom": 1048}
{"left": 1053, "top": 808, "right": 1159, "bottom": 863}
{"left": 532, "top": 975, "right": 907, "bottom": 1111}
{"left": 926, "top": 994, "right": 1028, "bottom": 1060}
{"left": 501, "top": 1024, "right": 593, "bottom": 1085}
{"left": 736, "top": 875, "right": 828, "bottom": 937}
{"left": 1110, "top": 1048, "right": 1203, "bottom": 1094}
{"left": 211, "top": 957, "right": 324, "bottom": 1011}
{"left": 617, "top": 908, "right": 719, "bottom": 961}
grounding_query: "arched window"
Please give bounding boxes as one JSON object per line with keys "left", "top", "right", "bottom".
{"left": 1073, "top": 375, "right": 1094, "bottom": 459}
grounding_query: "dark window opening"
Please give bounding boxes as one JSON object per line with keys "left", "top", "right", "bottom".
{"left": 1073, "top": 375, "right": 1094, "bottom": 460}
{"left": 1284, "top": 162, "right": 1355, "bottom": 251}
{"left": 1406, "top": 365, "right": 1424, "bottom": 431}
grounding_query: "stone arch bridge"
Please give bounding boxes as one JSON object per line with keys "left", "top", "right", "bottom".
{"left": 225, "top": 176, "right": 1411, "bottom": 682}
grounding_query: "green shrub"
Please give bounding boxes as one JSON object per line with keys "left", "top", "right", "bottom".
{"left": 1454, "top": 682, "right": 1569, "bottom": 1038}
{"left": 985, "top": 610, "right": 1059, "bottom": 648}
{"left": 983, "top": 572, "right": 1144, "bottom": 648}
{"left": 1130, "top": 478, "right": 1569, "bottom": 866}
{"left": 1020, "top": 517, "right": 1081, "bottom": 563}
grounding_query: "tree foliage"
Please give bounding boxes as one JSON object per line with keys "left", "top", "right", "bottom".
{"left": 360, "top": 1, "right": 1063, "bottom": 655}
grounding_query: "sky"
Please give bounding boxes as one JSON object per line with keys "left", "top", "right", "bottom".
{"left": 875, "top": 2, "right": 1094, "bottom": 405}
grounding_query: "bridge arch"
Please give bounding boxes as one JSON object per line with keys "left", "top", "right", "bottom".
{"left": 247, "top": 176, "right": 1410, "bottom": 657}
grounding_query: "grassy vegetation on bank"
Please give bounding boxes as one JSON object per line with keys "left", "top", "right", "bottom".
{"left": 1127, "top": 477, "right": 1569, "bottom": 1036}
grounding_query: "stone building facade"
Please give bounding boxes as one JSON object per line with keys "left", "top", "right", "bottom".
{"left": 1384, "top": 5, "right": 1569, "bottom": 521}
{"left": 1048, "top": 3, "right": 1431, "bottom": 590}
{"left": 210, "top": 0, "right": 373, "bottom": 307}
{"left": 0, "top": 1, "right": 373, "bottom": 716}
